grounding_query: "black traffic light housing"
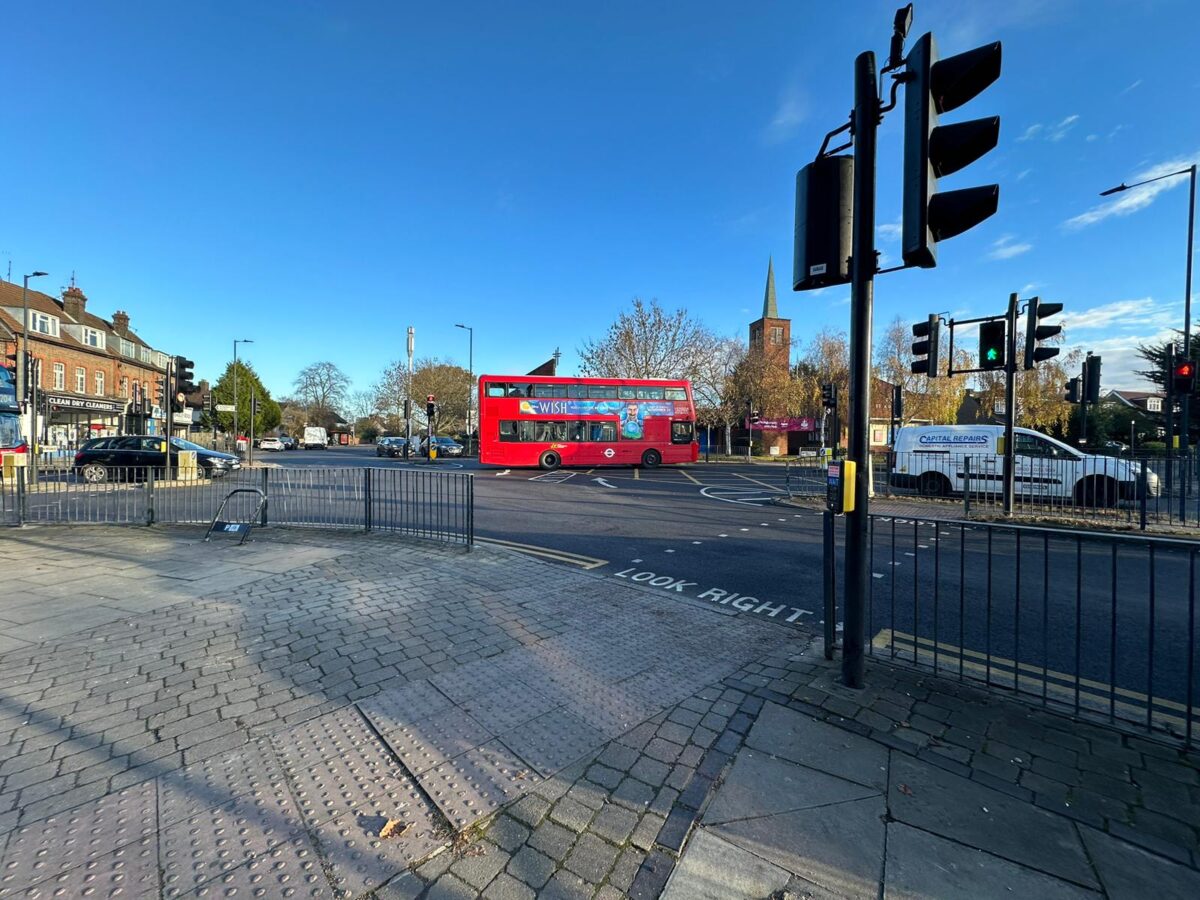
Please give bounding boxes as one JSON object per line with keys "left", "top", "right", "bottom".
{"left": 821, "top": 383, "right": 837, "bottom": 409}
{"left": 1023, "top": 298, "right": 1063, "bottom": 370}
{"left": 174, "top": 357, "right": 196, "bottom": 395}
{"left": 1083, "top": 355, "right": 1102, "bottom": 404}
{"left": 902, "top": 32, "right": 1002, "bottom": 268}
{"left": 750, "top": 410, "right": 761, "bottom": 426}
{"left": 1065, "top": 377, "right": 1081, "bottom": 404}
{"left": 911, "top": 314, "right": 940, "bottom": 377}
{"left": 979, "top": 320, "right": 1006, "bottom": 370}
{"left": 1172, "top": 359, "right": 1196, "bottom": 396}
{"left": 426, "top": 400, "right": 436, "bottom": 419}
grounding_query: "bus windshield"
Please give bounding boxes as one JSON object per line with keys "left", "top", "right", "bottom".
{"left": 0, "top": 413, "right": 21, "bottom": 450}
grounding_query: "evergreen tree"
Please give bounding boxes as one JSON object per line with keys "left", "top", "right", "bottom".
{"left": 207, "top": 361, "right": 281, "bottom": 436}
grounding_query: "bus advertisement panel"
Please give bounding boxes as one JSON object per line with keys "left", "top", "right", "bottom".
{"left": 0, "top": 367, "right": 25, "bottom": 461}
{"left": 478, "top": 375, "right": 697, "bottom": 470}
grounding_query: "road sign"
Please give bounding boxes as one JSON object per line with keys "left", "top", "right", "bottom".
{"left": 172, "top": 412, "right": 192, "bottom": 425}
{"left": 215, "top": 404, "right": 236, "bottom": 412}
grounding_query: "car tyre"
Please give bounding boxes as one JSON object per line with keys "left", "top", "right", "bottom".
{"left": 918, "top": 472, "right": 950, "bottom": 497}
{"left": 641, "top": 449, "right": 662, "bottom": 468}
{"left": 539, "top": 450, "right": 561, "bottom": 470}
{"left": 1075, "top": 476, "right": 1117, "bottom": 509}
{"left": 81, "top": 463, "right": 108, "bottom": 484}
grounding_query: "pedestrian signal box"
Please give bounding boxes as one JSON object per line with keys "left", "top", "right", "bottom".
{"left": 827, "top": 460, "right": 856, "bottom": 514}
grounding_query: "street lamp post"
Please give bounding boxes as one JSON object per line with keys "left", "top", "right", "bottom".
{"left": 1101, "top": 164, "right": 1196, "bottom": 519}
{"left": 456, "top": 323, "right": 474, "bottom": 455}
{"left": 233, "top": 339, "right": 254, "bottom": 453}
{"left": 20, "top": 272, "right": 48, "bottom": 480}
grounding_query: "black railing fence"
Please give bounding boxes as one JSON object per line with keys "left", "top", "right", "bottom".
{"left": 0, "top": 466, "right": 473, "bottom": 546}
{"left": 825, "top": 511, "right": 1199, "bottom": 748}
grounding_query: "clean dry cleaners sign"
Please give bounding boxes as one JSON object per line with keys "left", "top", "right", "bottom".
{"left": 46, "top": 394, "right": 125, "bottom": 414}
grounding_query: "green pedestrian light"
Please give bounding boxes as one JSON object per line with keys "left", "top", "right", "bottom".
{"left": 979, "top": 320, "right": 1006, "bottom": 370}
{"left": 986, "top": 347, "right": 998, "bottom": 361}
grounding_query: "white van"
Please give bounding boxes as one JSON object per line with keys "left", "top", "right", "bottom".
{"left": 890, "top": 425, "right": 1159, "bottom": 506}
{"left": 302, "top": 426, "right": 328, "bottom": 450}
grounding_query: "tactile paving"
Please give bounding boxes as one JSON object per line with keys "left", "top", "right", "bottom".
{"left": 500, "top": 708, "right": 605, "bottom": 777}
{"left": 160, "top": 739, "right": 289, "bottom": 826}
{"left": 379, "top": 706, "right": 492, "bottom": 775}
{"left": 460, "top": 678, "right": 558, "bottom": 735}
{"left": 417, "top": 739, "right": 541, "bottom": 831}
{"left": 571, "top": 684, "right": 655, "bottom": 737}
{"left": 429, "top": 659, "right": 508, "bottom": 704}
{"left": 532, "top": 666, "right": 612, "bottom": 708}
{"left": 160, "top": 792, "right": 304, "bottom": 898}
{"left": 305, "top": 802, "right": 447, "bottom": 899}
{"left": 356, "top": 679, "right": 454, "bottom": 734}
{"left": 0, "top": 779, "right": 156, "bottom": 896}
{"left": 188, "top": 833, "right": 329, "bottom": 899}
{"left": 281, "top": 739, "right": 418, "bottom": 829}
{"left": 20, "top": 835, "right": 158, "bottom": 900}
{"left": 273, "top": 706, "right": 391, "bottom": 773}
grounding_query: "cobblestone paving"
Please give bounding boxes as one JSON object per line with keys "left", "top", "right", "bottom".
{"left": 0, "top": 527, "right": 789, "bottom": 897}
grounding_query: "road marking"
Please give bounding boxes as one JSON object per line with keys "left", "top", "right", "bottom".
{"left": 477, "top": 537, "right": 607, "bottom": 569}
{"left": 718, "top": 534, "right": 728, "bottom": 538}
{"left": 665, "top": 549, "right": 675, "bottom": 553}
{"left": 612, "top": 567, "right": 812, "bottom": 624}
{"left": 739, "top": 528, "right": 750, "bottom": 532}
{"left": 530, "top": 471, "right": 576, "bottom": 483}
{"left": 593, "top": 477, "right": 618, "bottom": 489}
{"left": 732, "top": 472, "right": 783, "bottom": 491}
{"left": 634, "top": 468, "right": 640, "bottom": 480}
{"left": 496, "top": 469, "right": 511, "bottom": 477}
{"left": 678, "top": 469, "right": 701, "bottom": 485}
{"left": 632, "top": 558, "right": 643, "bottom": 563}
{"left": 874, "top": 629, "right": 1194, "bottom": 729}
{"left": 692, "top": 541, "right": 702, "bottom": 545}
{"left": 699, "top": 485, "right": 784, "bottom": 506}
{"left": 585, "top": 468, "right": 595, "bottom": 474}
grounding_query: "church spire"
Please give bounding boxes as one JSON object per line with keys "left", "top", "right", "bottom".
{"left": 763, "top": 257, "right": 778, "bottom": 319}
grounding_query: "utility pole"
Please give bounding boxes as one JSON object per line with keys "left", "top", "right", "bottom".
{"left": 406, "top": 326, "right": 414, "bottom": 459}
{"left": 842, "top": 49, "right": 879, "bottom": 690}
{"left": 1002, "top": 292, "right": 1018, "bottom": 514}
{"left": 164, "top": 358, "right": 174, "bottom": 482}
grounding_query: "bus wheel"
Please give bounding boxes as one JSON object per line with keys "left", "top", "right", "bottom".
{"left": 918, "top": 472, "right": 949, "bottom": 497}
{"left": 539, "top": 450, "right": 561, "bottom": 470}
{"left": 641, "top": 449, "right": 662, "bottom": 468}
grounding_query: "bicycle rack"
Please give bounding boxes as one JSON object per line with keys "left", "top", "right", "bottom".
{"left": 204, "top": 487, "right": 267, "bottom": 545}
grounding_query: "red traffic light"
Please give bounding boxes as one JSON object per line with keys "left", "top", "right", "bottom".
{"left": 427, "top": 394, "right": 436, "bottom": 402}
{"left": 1177, "top": 363, "right": 1194, "bottom": 377}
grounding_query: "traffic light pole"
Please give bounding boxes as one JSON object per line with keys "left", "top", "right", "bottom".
{"left": 1002, "top": 293, "right": 1018, "bottom": 515}
{"left": 843, "top": 50, "right": 878, "bottom": 690}
{"left": 1166, "top": 345, "right": 1175, "bottom": 506}
{"left": 164, "top": 360, "right": 174, "bottom": 483}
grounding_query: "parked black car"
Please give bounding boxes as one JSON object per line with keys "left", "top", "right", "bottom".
{"left": 73, "top": 436, "right": 241, "bottom": 483}
{"left": 376, "top": 436, "right": 409, "bottom": 457}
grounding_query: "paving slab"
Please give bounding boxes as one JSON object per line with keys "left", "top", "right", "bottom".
{"left": 703, "top": 749, "right": 880, "bottom": 824}
{"left": 417, "top": 739, "right": 541, "bottom": 831}
{"left": 745, "top": 701, "right": 889, "bottom": 791}
{"left": 183, "top": 833, "right": 331, "bottom": 898}
{"left": 500, "top": 709, "right": 606, "bottom": 778}
{"left": 888, "top": 754, "right": 1099, "bottom": 889}
{"left": 884, "top": 822, "right": 1100, "bottom": 899}
{"left": 709, "top": 795, "right": 886, "bottom": 897}
{"left": 661, "top": 829, "right": 790, "bottom": 900}
{"left": 306, "top": 805, "right": 447, "bottom": 898}
{"left": 1077, "top": 825, "right": 1200, "bottom": 900}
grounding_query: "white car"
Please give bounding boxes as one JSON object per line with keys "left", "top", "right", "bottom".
{"left": 259, "top": 437, "right": 285, "bottom": 451}
{"left": 890, "top": 425, "right": 1160, "bottom": 506}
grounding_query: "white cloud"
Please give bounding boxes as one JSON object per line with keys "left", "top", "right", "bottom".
{"left": 1016, "top": 124, "right": 1043, "bottom": 142}
{"left": 877, "top": 220, "right": 902, "bottom": 242}
{"left": 1064, "top": 153, "right": 1198, "bottom": 230}
{"left": 1047, "top": 114, "right": 1079, "bottom": 142}
{"left": 1119, "top": 79, "right": 1143, "bottom": 97}
{"left": 1063, "top": 327, "right": 1175, "bottom": 391}
{"left": 1016, "top": 168, "right": 1033, "bottom": 180}
{"left": 1085, "top": 134, "right": 1098, "bottom": 142}
{"left": 1062, "top": 296, "right": 1181, "bottom": 333}
{"left": 987, "top": 234, "right": 1032, "bottom": 260}
{"left": 763, "top": 85, "right": 807, "bottom": 145}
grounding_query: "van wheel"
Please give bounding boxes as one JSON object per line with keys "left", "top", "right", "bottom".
{"left": 1075, "top": 476, "right": 1118, "bottom": 508}
{"left": 539, "top": 450, "right": 561, "bottom": 471}
{"left": 641, "top": 449, "right": 662, "bottom": 468}
{"left": 918, "top": 472, "right": 950, "bottom": 497}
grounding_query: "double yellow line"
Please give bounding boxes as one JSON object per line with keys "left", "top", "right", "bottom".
{"left": 477, "top": 537, "right": 607, "bottom": 570}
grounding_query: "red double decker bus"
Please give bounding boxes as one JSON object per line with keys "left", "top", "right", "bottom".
{"left": 478, "top": 375, "right": 698, "bottom": 470}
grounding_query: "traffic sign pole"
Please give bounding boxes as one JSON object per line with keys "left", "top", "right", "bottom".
{"left": 1002, "top": 293, "right": 1018, "bottom": 515}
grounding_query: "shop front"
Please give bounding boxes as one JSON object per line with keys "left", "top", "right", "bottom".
{"left": 43, "top": 393, "right": 126, "bottom": 451}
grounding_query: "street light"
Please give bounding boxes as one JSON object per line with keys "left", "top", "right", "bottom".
{"left": 233, "top": 339, "right": 254, "bottom": 451}
{"left": 1099, "top": 164, "right": 1195, "bottom": 513}
{"left": 455, "top": 323, "right": 474, "bottom": 454}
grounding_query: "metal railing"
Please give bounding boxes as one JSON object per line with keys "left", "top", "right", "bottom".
{"left": 4, "top": 466, "right": 473, "bottom": 546}
{"left": 827, "top": 511, "right": 1199, "bottom": 748}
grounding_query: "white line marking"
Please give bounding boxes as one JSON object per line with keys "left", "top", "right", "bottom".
{"left": 691, "top": 541, "right": 702, "bottom": 545}
{"left": 739, "top": 528, "right": 750, "bottom": 532}
{"left": 495, "top": 469, "right": 511, "bottom": 476}
{"left": 593, "top": 477, "right": 618, "bottom": 489}
{"left": 632, "top": 558, "right": 642, "bottom": 563}
{"left": 718, "top": 534, "right": 728, "bottom": 538}
{"left": 665, "top": 549, "right": 675, "bottom": 553}
{"left": 873, "top": 573, "right": 885, "bottom": 579}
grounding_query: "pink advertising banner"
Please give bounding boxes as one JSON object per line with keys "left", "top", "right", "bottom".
{"left": 745, "top": 416, "right": 817, "bottom": 432}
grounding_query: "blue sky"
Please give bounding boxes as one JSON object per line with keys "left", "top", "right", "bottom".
{"left": 2, "top": 0, "right": 1196, "bottom": 397}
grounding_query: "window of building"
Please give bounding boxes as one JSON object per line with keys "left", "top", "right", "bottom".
{"left": 28, "top": 311, "right": 59, "bottom": 337}
{"left": 83, "top": 327, "right": 105, "bottom": 349}
{"left": 1146, "top": 397, "right": 1162, "bottom": 412}
{"left": 53, "top": 363, "right": 65, "bottom": 391}
{"left": 120, "top": 338, "right": 136, "bottom": 358}
{"left": 153, "top": 352, "right": 168, "bottom": 369}
{"left": 120, "top": 377, "right": 129, "bottom": 398}
{"left": 139, "top": 347, "right": 152, "bottom": 364}
{"left": 95, "top": 371, "right": 105, "bottom": 396}
{"left": 75, "top": 367, "right": 86, "bottom": 393}
{"left": 35, "top": 358, "right": 43, "bottom": 388}
{"left": 770, "top": 326, "right": 785, "bottom": 346}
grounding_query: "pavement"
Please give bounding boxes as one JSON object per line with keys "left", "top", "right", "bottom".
{"left": 0, "top": 525, "right": 1197, "bottom": 898}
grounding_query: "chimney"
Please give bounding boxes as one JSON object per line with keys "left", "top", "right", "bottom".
{"left": 112, "top": 310, "right": 130, "bottom": 334}
{"left": 62, "top": 285, "right": 88, "bottom": 321}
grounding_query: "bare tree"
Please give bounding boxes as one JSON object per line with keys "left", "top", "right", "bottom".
{"left": 578, "top": 298, "right": 717, "bottom": 381}
{"left": 373, "top": 360, "right": 410, "bottom": 434}
{"left": 875, "top": 315, "right": 969, "bottom": 425}
{"left": 411, "top": 358, "right": 472, "bottom": 433}
{"left": 692, "top": 337, "right": 746, "bottom": 454}
{"left": 347, "top": 389, "right": 377, "bottom": 423}
{"left": 293, "top": 361, "right": 350, "bottom": 426}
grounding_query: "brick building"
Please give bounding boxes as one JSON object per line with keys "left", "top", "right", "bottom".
{"left": 747, "top": 259, "right": 795, "bottom": 455}
{"left": 0, "top": 279, "right": 174, "bottom": 450}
